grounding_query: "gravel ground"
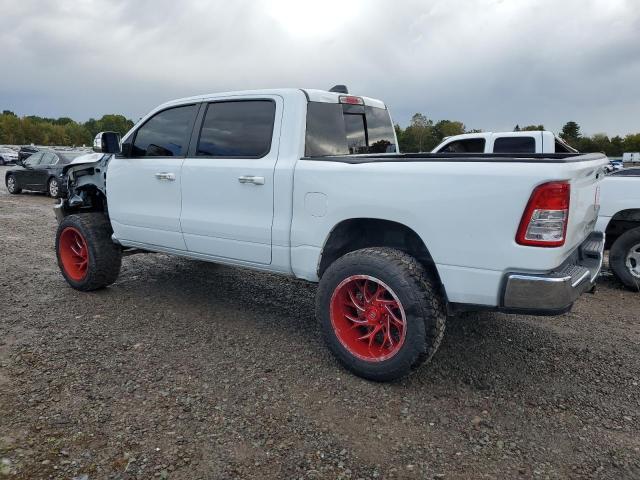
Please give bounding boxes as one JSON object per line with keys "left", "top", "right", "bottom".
{"left": 0, "top": 165, "right": 639, "bottom": 480}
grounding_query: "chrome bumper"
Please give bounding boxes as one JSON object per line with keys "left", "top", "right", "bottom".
{"left": 501, "top": 232, "right": 605, "bottom": 314}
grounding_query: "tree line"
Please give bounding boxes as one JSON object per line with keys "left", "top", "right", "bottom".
{"left": 0, "top": 110, "right": 134, "bottom": 147}
{"left": 1, "top": 109, "right": 639, "bottom": 156}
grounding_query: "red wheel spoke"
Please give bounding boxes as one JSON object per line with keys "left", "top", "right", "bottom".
{"left": 358, "top": 324, "right": 382, "bottom": 347}
{"left": 384, "top": 305, "right": 404, "bottom": 327}
{"left": 383, "top": 319, "right": 394, "bottom": 349}
{"left": 347, "top": 288, "right": 365, "bottom": 311}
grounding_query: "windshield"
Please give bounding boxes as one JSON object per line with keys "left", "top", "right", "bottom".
{"left": 305, "top": 102, "right": 396, "bottom": 156}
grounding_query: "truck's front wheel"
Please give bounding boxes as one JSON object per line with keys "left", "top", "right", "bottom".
{"left": 55, "top": 213, "right": 122, "bottom": 291}
{"left": 316, "top": 247, "right": 446, "bottom": 382}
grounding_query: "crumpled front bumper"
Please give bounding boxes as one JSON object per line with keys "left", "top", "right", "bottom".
{"left": 501, "top": 231, "right": 605, "bottom": 314}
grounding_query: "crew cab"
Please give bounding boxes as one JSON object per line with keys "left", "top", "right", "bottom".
{"left": 432, "top": 131, "right": 577, "bottom": 154}
{"left": 596, "top": 168, "right": 640, "bottom": 290}
{"left": 52, "top": 87, "right": 607, "bottom": 381}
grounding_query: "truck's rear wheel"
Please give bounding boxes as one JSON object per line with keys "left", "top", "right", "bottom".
{"left": 55, "top": 213, "right": 122, "bottom": 291}
{"left": 316, "top": 247, "right": 446, "bottom": 382}
{"left": 610, "top": 226, "right": 640, "bottom": 291}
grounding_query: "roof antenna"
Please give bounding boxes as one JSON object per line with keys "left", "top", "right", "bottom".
{"left": 329, "top": 85, "right": 349, "bottom": 94}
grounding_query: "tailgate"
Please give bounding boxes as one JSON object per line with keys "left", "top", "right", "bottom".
{"left": 563, "top": 154, "right": 608, "bottom": 254}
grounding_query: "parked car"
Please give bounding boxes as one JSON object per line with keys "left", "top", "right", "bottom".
{"left": 596, "top": 168, "right": 640, "bottom": 290}
{"left": 53, "top": 87, "right": 607, "bottom": 381}
{"left": 5, "top": 149, "right": 87, "bottom": 198}
{"left": 17, "top": 145, "right": 40, "bottom": 162}
{"left": 605, "top": 159, "right": 624, "bottom": 173}
{"left": 431, "top": 131, "right": 578, "bottom": 154}
{"left": 0, "top": 147, "right": 19, "bottom": 165}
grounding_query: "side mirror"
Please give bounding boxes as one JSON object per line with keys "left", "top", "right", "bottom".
{"left": 93, "top": 131, "right": 122, "bottom": 154}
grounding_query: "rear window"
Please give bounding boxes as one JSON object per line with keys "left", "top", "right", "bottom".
{"left": 305, "top": 102, "right": 396, "bottom": 156}
{"left": 494, "top": 136, "right": 536, "bottom": 153}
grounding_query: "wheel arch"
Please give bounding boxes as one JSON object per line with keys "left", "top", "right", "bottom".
{"left": 317, "top": 218, "right": 446, "bottom": 299}
{"left": 605, "top": 209, "right": 640, "bottom": 248}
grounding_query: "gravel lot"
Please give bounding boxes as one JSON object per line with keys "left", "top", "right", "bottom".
{"left": 1, "top": 165, "right": 639, "bottom": 480}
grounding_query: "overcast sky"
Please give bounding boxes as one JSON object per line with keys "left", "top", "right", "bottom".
{"left": 1, "top": 0, "right": 638, "bottom": 135}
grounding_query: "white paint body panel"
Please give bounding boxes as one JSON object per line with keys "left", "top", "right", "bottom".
{"left": 595, "top": 175, "right": 640, "bottom": 232}
{"left": 107, "top": 157, "right": 186, "bottom": 250}
{"left": 290, "top": 156, "right": 606, "bottom": 305}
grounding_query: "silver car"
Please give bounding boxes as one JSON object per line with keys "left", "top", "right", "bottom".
{"left": 0, "top": 147, "right": 19, "bottom": 165}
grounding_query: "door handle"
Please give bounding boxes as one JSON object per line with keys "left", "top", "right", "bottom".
{"left": 238, "top": 175, "right": 265, "bottom": 185}
{"left": 155, "top": 172, "right": 176, "bottom": 181}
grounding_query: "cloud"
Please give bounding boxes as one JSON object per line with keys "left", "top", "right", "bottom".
{"left": 0, "top": 0, "right": 638, "bottom": 135}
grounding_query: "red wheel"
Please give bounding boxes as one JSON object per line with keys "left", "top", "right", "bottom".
{"left": 58, "top": 227, "right": 89, "bottom": 281}
{"left": 330, "top": 275, "right": 406, "bottom": 362}
{"left": 317, "top": 247, "right": 446, "bottom": 381}
{"left": 55, "top": 214, "right": 122, "bottom": 291}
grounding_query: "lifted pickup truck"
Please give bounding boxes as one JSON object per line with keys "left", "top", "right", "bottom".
{"left": 54, "top": 87, "right": 607, "bottom": 381}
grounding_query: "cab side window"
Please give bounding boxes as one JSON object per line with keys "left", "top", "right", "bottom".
{"left": 494, "top": 137, "right": 535, "bottom": 153}
{"left": 439, "top": 139, "right": 485, "bottom": 153}
{"left": 132, "top": 104, "right": 197, "bottom": 157}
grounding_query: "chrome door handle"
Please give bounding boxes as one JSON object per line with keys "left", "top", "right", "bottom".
{"left": 238, "top": 175, "right": 265, "bottom": 185}
{"left": 155, "top": 172, "right": 176, "bottom": 181}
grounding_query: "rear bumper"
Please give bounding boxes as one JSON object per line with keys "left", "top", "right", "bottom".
{"left": 500, "top": 232, "right": 605, "bottom": 315}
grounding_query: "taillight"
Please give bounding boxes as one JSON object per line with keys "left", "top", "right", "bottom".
{"left": 516, "top": 181, "right": 570, "bottom": 247}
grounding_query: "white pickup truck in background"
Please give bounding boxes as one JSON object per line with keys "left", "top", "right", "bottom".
{"left": 51, "top": 87, "right": 607, "bottom": 381}
{"left": 596, "top": 168, "right": 640, "bottom": 290}
{"left": 432, "top": 130, "right": 577, "bottom": 154}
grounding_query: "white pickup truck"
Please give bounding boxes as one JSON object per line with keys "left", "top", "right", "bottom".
{"left": 596, "top": 168, "right": 640, "bottom": 290}
{"left": 432, "top": 131, "right": 577, "bottom": 154}
{"left": 53, "top": 87, "right": 607, "bottom": 381}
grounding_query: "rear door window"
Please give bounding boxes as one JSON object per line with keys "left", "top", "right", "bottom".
{"left": 196, "top": 100, "right": 275, "bottom": 157}
{"left": 132, "top": 104, "right": 197, "bottom": 157}
{"left": 494, "top": 136, "right": 536, "bottom": 153}
{"left": 41, "top": 152, "right": 56, "bottom": 165}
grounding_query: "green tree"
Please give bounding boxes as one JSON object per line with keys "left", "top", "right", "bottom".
{"left": 520, "top": 124, "right": 545, "bottom": 131}
{"left": 560, "top": 121, "right": 581, "bottom": 145}
{"left": 435, "top": 120, "right": 465, "bottom": 138}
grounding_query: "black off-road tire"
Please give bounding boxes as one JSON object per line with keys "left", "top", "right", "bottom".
{"left": 316, "top": 247, "right": 447, "bottom": 382}
{"left": 6, "top": 174, "right": 21, "bottom": 194}
{"left": 55, "top": 213, "right": 122, "bottom": 291}
{"left": 609, "top": 226, "right": 640, "bottom": 291}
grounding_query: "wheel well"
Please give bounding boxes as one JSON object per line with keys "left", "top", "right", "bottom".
{"left": 58, "top": 185, "right": 108, "bottom": 219}
{"left": 605, "top": 209, "right": 640, "bottom": 248}
{"left": 318, "top": 218, "right": 443, "bottom": 288}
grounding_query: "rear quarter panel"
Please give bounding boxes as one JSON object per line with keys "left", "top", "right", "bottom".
{"left": 290, "top": 155, "right": 607, "bottom": 305}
